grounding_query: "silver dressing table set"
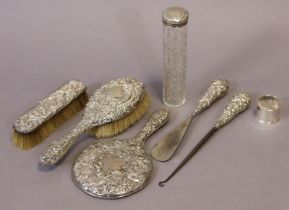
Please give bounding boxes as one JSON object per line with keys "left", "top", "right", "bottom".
{"left": 12, "top": 6, "right": 282, "bottom": 200}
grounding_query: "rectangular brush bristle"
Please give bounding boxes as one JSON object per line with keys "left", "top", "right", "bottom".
{"left": 12, "top": 80, "right": 88, "bottom": 150}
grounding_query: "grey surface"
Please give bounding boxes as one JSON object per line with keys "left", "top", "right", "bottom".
{"left": 1, "top": 0, "right": 289, "bottom": 210}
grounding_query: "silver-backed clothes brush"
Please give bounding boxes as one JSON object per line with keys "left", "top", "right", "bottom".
{"left": 151, "top": 79, "right": 229, "bottom": 162}
{"left": 158, "top": 93, "right": 251, "bottom": 187}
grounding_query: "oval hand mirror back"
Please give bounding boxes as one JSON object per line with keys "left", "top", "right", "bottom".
{"left": 72, "top": 109, "right": 169, "bottom": 199}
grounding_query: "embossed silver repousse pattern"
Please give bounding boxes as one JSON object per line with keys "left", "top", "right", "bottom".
{"left": 40, "top": 77, "right": 145, "bottom": 166}
{"left": 193, "top": 79, "right": 229, "bottom": 115}
{"left": 13, "top": 80, "right": 87, "bottom": 133}
{"left": 72, "top": 109, "right": 169, "bottom": 199}
{"left": 215, "top": 93, "right": 251, "bottom": 129}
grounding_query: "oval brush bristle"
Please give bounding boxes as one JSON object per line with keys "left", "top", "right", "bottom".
{"left": 87, "top": 93, "right": 150, "bottom": 138}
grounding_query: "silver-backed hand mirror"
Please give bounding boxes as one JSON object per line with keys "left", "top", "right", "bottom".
{"left": 72, "top": 109, "right": 169, "bottom": 199}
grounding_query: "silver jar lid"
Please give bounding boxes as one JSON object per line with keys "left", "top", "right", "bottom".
{"left": 162, "top": 6, "right": 189, "bottom": 27}
{"left": 256, "top": 95, "right": 281, "bottom": 125}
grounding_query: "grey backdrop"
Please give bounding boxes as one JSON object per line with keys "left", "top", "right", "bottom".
{"left": 1, "top": 0, "right": 289, "bottom": 210}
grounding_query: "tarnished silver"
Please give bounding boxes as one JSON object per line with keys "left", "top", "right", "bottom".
{"left": 40, "top": 77, "right": 145, "bottom": 166}
{"left": 151, "top": 79, "right": 229, "bottom": 162}
{"left": 72, "top": 109, "right": 169, "bottom": 199}
{"left": 13, "top": 80, "right": 87, "bottom": 133}
{"left": 158, "top": 93, "right": 251, "bottom": 187}
{"left": 162, "top": 7, "right": 189, "bottom": 27}
{"left": 256, "top": 95, "right": 281, "bottom": 125}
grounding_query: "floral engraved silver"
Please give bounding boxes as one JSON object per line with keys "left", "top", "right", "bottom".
{"left": 40, "top": 77, "right": 145, "bottom": 166}
{"left": 13, "top": 80, "right": 87, "bottom": 133}
{"left": 193, "top": 79, "right": 229, "bottom": 115}
{"left": 215, "top": 93, "right": 251, "bottom": 129}
{"left": 72, "top": 109, "right": 169, "bottom": 199}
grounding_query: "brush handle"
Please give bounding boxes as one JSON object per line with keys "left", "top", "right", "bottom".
{"left": 40, "top": 121, "right": 89, "bottom": 166}
{"left": 215, "top": 93, "right": 251, "bottom": 129}
{"left": 134, "top": 109, "right": 169, "bottom": 144}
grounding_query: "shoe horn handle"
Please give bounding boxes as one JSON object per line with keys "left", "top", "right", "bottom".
{"left": 214, "top": 93, "right": 251, "bottom": 129}
{"left": 193, "top": 79, "right": 229, "bottom": 115}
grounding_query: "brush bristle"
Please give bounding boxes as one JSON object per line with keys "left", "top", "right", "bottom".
{"left": 87, "top": 93, "right": 150, "bottom": 138}
{"left": 12, "top": 92, "right": 89, "bottom": 150}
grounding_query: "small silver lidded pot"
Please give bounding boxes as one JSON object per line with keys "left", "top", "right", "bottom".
{"left": 162, "top": 6, "right": 189, "bottom": 107}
